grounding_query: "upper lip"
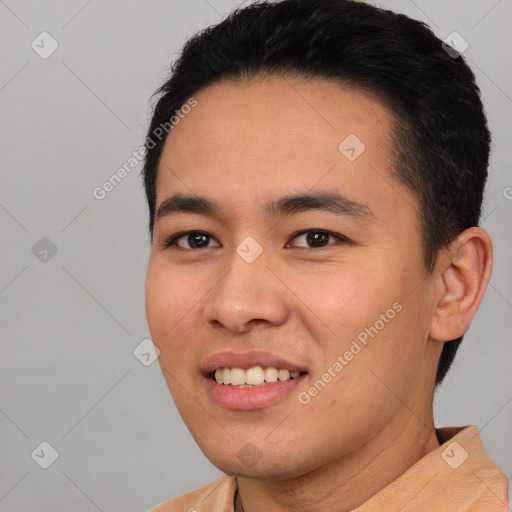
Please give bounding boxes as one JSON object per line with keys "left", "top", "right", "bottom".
{"left": 201, "top": 350, "right": 308, "bottom": 375}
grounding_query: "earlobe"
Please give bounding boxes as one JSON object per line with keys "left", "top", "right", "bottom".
{"left": 429, "top": 227, "right": 493, "bottom": 342}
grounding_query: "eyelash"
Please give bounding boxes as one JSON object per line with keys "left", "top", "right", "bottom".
{"left": 160, "top": 229, "right": 349, "bottom": 251}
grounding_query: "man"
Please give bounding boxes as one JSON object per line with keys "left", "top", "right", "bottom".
{"left": 142, "top": 0, "right": 509, "bottom": 510}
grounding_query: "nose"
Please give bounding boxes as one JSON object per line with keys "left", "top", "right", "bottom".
{"left": 202, "top": 247, "right": 289, "bottom": 334}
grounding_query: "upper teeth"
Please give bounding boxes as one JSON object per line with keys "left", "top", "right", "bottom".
{"left": 214, "top": 366, "right": 302, "bottom": 386}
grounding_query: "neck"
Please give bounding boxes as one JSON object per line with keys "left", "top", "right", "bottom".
{"left": 235, "top": 416, "right": 440, "bottom": 512}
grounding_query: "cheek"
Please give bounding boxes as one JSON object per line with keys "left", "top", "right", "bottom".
{"left": 145, "top": 260, "right": 201, "bottom": 350}
{"left": 145, "top": 262, "right": 202, "bottom": 399}
{"left": 145, "top": 262, "right": 170, "bottom": 336}
{"left": 296, "top": 265, "right": 383, "bottom": 337}
{"left": 300, "top": 263, "right": 419, "bottom": 381}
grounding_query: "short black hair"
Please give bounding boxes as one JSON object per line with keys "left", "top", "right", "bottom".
{"left": 141, "top": 0, "right": 491, "bottom": 386}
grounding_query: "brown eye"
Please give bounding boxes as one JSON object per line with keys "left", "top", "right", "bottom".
{"left": 162, "top": 231, "right": 220, "bottom": 250}
{"left": 287, "top": 230, "right": 347, "bottom": 249}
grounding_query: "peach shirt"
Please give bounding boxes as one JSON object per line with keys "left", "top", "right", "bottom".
{"left": 151, "top": 425, "right": 509, "bottom": 512}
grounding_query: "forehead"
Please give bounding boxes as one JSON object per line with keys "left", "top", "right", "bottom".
{"left": 155, "top": 76, "right": 416, "bottom": 228}
{"left": 159, "top": 75, "right": 392, "bottom": 167}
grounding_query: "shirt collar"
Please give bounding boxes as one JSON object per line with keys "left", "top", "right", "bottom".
{"left": 352, "top": 425, "right": 509, "bottom": 511}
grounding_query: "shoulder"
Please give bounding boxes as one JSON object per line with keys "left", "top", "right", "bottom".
{"left": 149, "top": 474, "right": 237, "bottom": 512}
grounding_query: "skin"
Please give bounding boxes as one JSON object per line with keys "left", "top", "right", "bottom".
{"left": 145, "top": 75, "right": 492, "bottom": 511}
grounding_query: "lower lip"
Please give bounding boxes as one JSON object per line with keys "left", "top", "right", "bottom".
{"left": 203, "top": 374, "right": 307, "bottom": 411}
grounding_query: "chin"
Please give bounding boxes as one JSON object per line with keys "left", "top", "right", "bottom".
{"left": 204, "top": 447, "right": 312, "bottom": 481}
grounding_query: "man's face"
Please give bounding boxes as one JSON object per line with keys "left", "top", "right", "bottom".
{"left": 145, "top": 76, "right": 442, "bottom": 479}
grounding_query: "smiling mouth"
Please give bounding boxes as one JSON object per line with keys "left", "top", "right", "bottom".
{"left": 210, "top": 366, "right": 308, "bottom": 387}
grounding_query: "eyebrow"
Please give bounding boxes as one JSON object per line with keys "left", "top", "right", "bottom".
{"left": 155, "top": 191, "right": 374, "bottom": 223}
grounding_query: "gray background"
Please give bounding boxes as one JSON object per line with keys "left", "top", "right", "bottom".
{"left": 1, "top": 1, "right": 510, "bottom": 511}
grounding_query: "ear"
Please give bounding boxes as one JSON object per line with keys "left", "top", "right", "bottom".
{"left": 429, "top": 227, "right": 493, "bottom": 342}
